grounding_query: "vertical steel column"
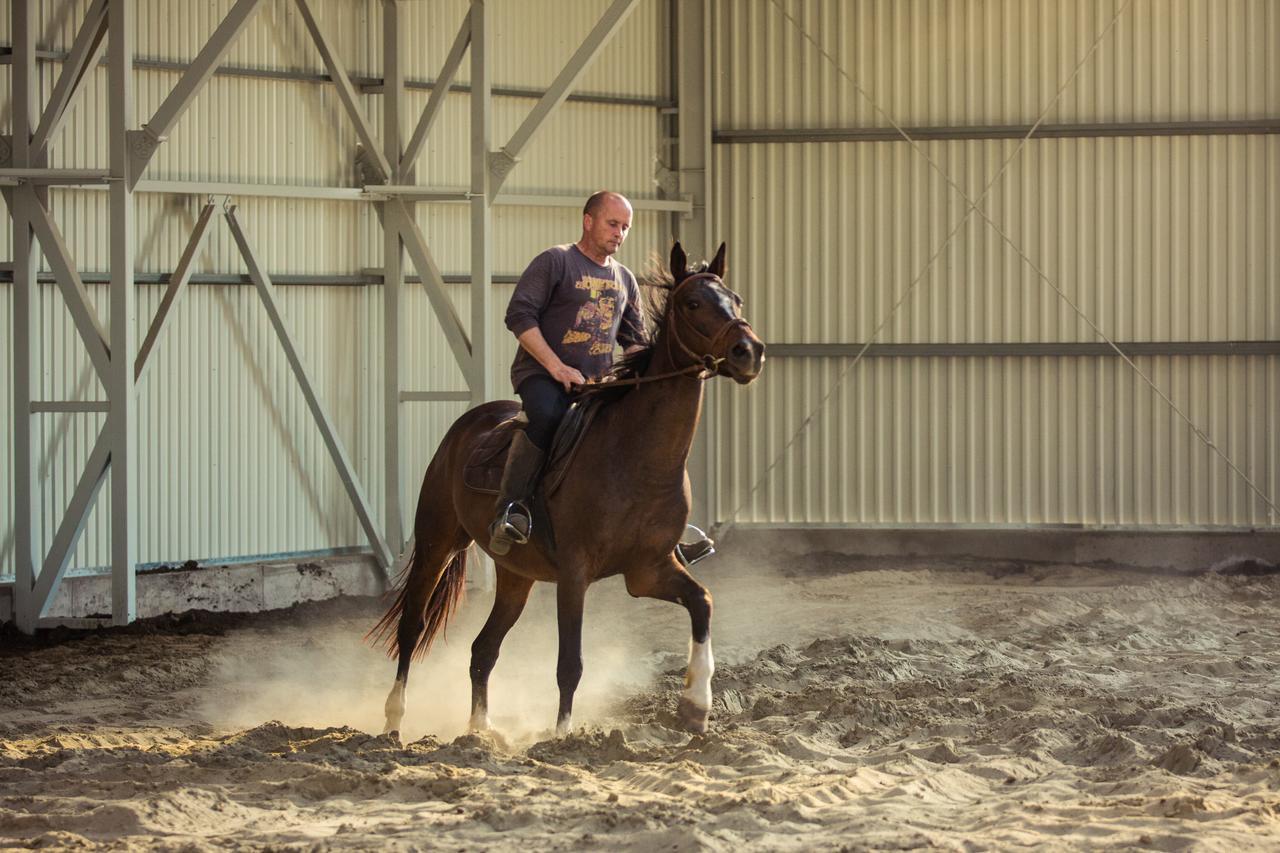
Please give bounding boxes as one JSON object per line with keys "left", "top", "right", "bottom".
{"left": 675, "top": 0, "right": 715, "bottom": 530}
{"left": 108, "top": 0, "right": 139, "bottom": 624}
{"left": 382, "top": 0, "right": 405, "bottom": 556}
{"left": 11, "top": 2, "right": 41, "bottom": 634}
{"left": 470, "top": 0, "right": 495, "bottom": 589}
{"left": 470, "top": 0, "right": 493, "bottom": 409}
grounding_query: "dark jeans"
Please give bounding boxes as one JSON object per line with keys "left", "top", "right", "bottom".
{"left": 517, "top": 374, "right": 570, "bottom": 451}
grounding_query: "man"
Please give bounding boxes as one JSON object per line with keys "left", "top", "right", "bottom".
{"left": 489, "top": 191, "right": 647, "bottom": 555}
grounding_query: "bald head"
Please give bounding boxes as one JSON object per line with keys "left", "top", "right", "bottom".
{"left": 583, "top": 190, "right": 631, "bottom": 217}
{"left": 578, "top": 191, "right": 633, "bottom": 264}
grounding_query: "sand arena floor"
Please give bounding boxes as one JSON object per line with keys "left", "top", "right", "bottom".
{"left": 2, "top": 549, "right": 1279, "bottom": 850}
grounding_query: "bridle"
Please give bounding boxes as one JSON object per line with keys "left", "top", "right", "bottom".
{"left": 574, "top": 272, "right": 755, "bottom": 394}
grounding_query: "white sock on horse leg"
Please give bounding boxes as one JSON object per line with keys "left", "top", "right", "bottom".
{"left": 683, "top": 639, "right": 714, "bottom": 711}
{"left": 383, "top": 678, "right": 406, "bottom": 735}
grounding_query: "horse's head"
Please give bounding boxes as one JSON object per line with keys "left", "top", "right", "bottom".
{"left": 665, "top": 242, "right": 765, "bottom": 385}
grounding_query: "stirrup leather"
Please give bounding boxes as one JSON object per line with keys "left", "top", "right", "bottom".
{"left": 493, "top": 500, "right": 532, "bottom": 545}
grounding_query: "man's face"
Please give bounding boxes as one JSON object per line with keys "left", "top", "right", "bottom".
{"left": 583, "top": 198, "right": 633, "bottom": 258}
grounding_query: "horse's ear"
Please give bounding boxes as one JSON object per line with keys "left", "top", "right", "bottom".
{"left": 670, "top": 241, "right": 688, "bottom": 280}
{"left": 708, "top": 242, "right": 727, "bottom": 279}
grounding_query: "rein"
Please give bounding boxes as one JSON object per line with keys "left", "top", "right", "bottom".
{"left": 573, "top": 273, "right": 749, "bottom": 395}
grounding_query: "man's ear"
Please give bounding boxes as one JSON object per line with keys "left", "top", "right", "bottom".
{"left": 670, "top": 241, "right": 689, "bottom": 280}
{"left": 707, "top": 242, "right": 727, "bottom": 279}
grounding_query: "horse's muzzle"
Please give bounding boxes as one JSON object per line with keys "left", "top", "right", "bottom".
{"left": 724, "top": 331, "right": 765, "bottom": 384}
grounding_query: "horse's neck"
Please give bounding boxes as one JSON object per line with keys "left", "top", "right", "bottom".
{"left": 608, "top": 344, "right": 705, "bottom": 478}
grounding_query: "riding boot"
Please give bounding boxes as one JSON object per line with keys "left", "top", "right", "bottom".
{"left": 488, "top": 430, "right": 546, "bottom": 556}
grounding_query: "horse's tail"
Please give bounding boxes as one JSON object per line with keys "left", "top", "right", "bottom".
{"left": 366, "top": 542, "right": 469, "bottom": 661}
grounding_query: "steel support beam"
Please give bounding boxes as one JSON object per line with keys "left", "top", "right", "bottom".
{"left": 766, "top": 341, "right": 1280, "bottom": 358}
{"left": 224, "top": 205, "right": 394, "bottom": 581}
{"left": 675, "top": 0, "right": 715, "bottom": 531}
{"left": 31, "top": 423, "right": 112, "bottom": 622}
{"left": 27, "top": 196, "right": 113, "bottom": 384}
{"left": 400, "top": 391, "right": 472, "bottom": 402}
{"left": 293, "top": 0, "right": 392, "bottom": 182}
{"left": 382, "top": 0, "right": 405, "bottom": 556}
{"left": 489, "top": 0, "right": 641, "bottom": 191}
{"left": 470, "top": 0, "right": 494, "bottom": 406}
{"left": 10, "top": 46, "right": 671, "bottom": 109}
{"left": 129, "top": 0, "right": 267, "bottom": 187}
{"left": 390, "top": 204, "right": 473, "bottom": 377}
{"left": 470, "top": 0, "right": 496, "bottom": 590}
{"left": 108, "top": 0, "right": 138, "bottom": 625}
{"left": 400, "top": 9, "right": 471, "bottom": 181}
{"left": 32, "top": 401, "right": 111, "bottom": 413}
{"left": 31, "top": 0, "right": 110, "bottom": 157}
{"left": 135, "top": 200, "right": 217, "bottom": 382}
{"left": 712, "top": 119, "right": 1280, "bottom": 145}
{"left": 11, "top": 0, "right": 40, "bottom": 634}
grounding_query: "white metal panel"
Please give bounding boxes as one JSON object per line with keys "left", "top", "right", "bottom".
{"left": 713, "top": 0, "right": 1279, "bottom": 129}
{"left": 710, "top": 0, "right": 1280, "bottom": 529}
{"left": 716, "top": 136, "right": 1279, "bottom": 345}
{"left": 712, "top": 355, "right": 1278, "bottom": 527}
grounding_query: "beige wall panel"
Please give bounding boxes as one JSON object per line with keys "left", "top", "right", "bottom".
{"left": 716, "top": 137, "right": 1278, "bottom": 346}
{"left": 712, "top": 355, "right": 1278, "bottom": 527}
{"left": 713, "top": 0, "right": 1279, "bottom": 129}
{"left": 710, "top": 0, "right": 1279, "bottom": 529}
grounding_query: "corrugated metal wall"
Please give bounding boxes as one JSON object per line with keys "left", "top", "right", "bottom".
{"left": 1, "top": 0, "right": 672, "bottom": 576}
{"left": 710, "top": 0, "right": 1280, "bottom": 527}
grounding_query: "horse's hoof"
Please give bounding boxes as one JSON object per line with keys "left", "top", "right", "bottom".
{"left": 381, "top": 728, "right": 402, "bottom": 745}
{"left": 677, "top": 696, "right": 710, "bottom": 734}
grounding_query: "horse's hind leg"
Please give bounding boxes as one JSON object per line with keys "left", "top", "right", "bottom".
{"left": 624, "top": 557, "right": 714, "bottom": 733}
{"left": 468, "top": 567, "right": 535, "bottom": 731}
{"left": 379, "top": 529, "right": 469, "bottom": 738}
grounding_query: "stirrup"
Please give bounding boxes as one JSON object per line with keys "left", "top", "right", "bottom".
{"left": 675, "top": 524, "right": 715, "bottom": 567}
{"left": 493, "top": 500, "right": 532, "bottom": 546}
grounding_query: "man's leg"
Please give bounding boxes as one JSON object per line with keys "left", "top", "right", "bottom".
{"left": 488, "top": 376, "right": 568, "bottom": 555}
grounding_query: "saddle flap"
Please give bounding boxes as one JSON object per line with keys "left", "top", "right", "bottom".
{"left": 462, "top": 415, "right": 523, "bottom": 494}
{"left": 462, "top": 395, "right": 607, "bottom": 497}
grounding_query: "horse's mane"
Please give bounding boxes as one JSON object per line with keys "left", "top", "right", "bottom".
{"left": 582, "top": 255, "right": 710, "bottom": 402}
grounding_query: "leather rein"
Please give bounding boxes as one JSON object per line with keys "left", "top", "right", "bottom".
{"left": 573, "top": 273, "right": 753, "bottom": 394}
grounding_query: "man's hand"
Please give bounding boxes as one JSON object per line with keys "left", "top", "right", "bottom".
{"left": 549, "top": 361, "right": 587, "bottom": 392}
{"left": 517, "top": 327, "right": 587, "bottom": 391}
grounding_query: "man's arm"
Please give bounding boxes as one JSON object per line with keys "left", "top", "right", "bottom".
{"left": 517, "top": 327, "right": 586, "bottom": 392}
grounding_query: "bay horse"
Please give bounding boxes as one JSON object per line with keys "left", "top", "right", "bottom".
{"left": 370, "top": 242, "right": 765, "bottom": 738}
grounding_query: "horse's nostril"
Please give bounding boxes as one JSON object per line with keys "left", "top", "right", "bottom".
{"left": 732, "top": 342, "right": 750, "bottom": 359}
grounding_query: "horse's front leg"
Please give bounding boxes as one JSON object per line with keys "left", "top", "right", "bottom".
{"left": 555, "top": 575, "right": 589, "bottom": 735}
{"left": 624, "top": 556, "right": 714, "bottom": 733}
{"left": 469, "top": 567, "right": 535, "bottom": 731}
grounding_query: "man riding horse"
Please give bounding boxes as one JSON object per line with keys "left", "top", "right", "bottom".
{"left": 489, "top": 190, "right": 714, "bottom": 566}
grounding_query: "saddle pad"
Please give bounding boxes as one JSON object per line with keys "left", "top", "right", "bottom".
{"left": 462, "top": 394, "right": 606, "bottom": 497}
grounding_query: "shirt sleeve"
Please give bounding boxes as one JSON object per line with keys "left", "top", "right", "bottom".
{"left": 505, "top": 249, "right": 562, "bottom": 336}
{"left": 616, "top": 269, "right": 648, "bottom": 348}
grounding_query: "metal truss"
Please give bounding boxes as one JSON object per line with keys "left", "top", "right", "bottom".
{"left": 6, "top": 0, "right": 655, "bottom": 631}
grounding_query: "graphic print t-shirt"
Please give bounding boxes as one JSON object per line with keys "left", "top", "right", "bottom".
{"left": 504, "top": 244, "right": 647, "bottom": 392}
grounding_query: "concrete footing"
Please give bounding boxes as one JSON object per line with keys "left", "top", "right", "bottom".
{"left": 4, "top": 527, "right": 1278, "bottom": 629}
{"left": 721, "top": 527, "right": 1280, "bottom": 573}
{"left": 0, "top": 554, "right": 386, "bottom": 628}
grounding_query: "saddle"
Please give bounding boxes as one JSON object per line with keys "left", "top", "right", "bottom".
{"left": 463, "top": 394, "right": 607, "bottom": 497}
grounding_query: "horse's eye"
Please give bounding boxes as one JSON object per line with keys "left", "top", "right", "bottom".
{"left": 686, "top": 299, "right": 700, "bottom": 310}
